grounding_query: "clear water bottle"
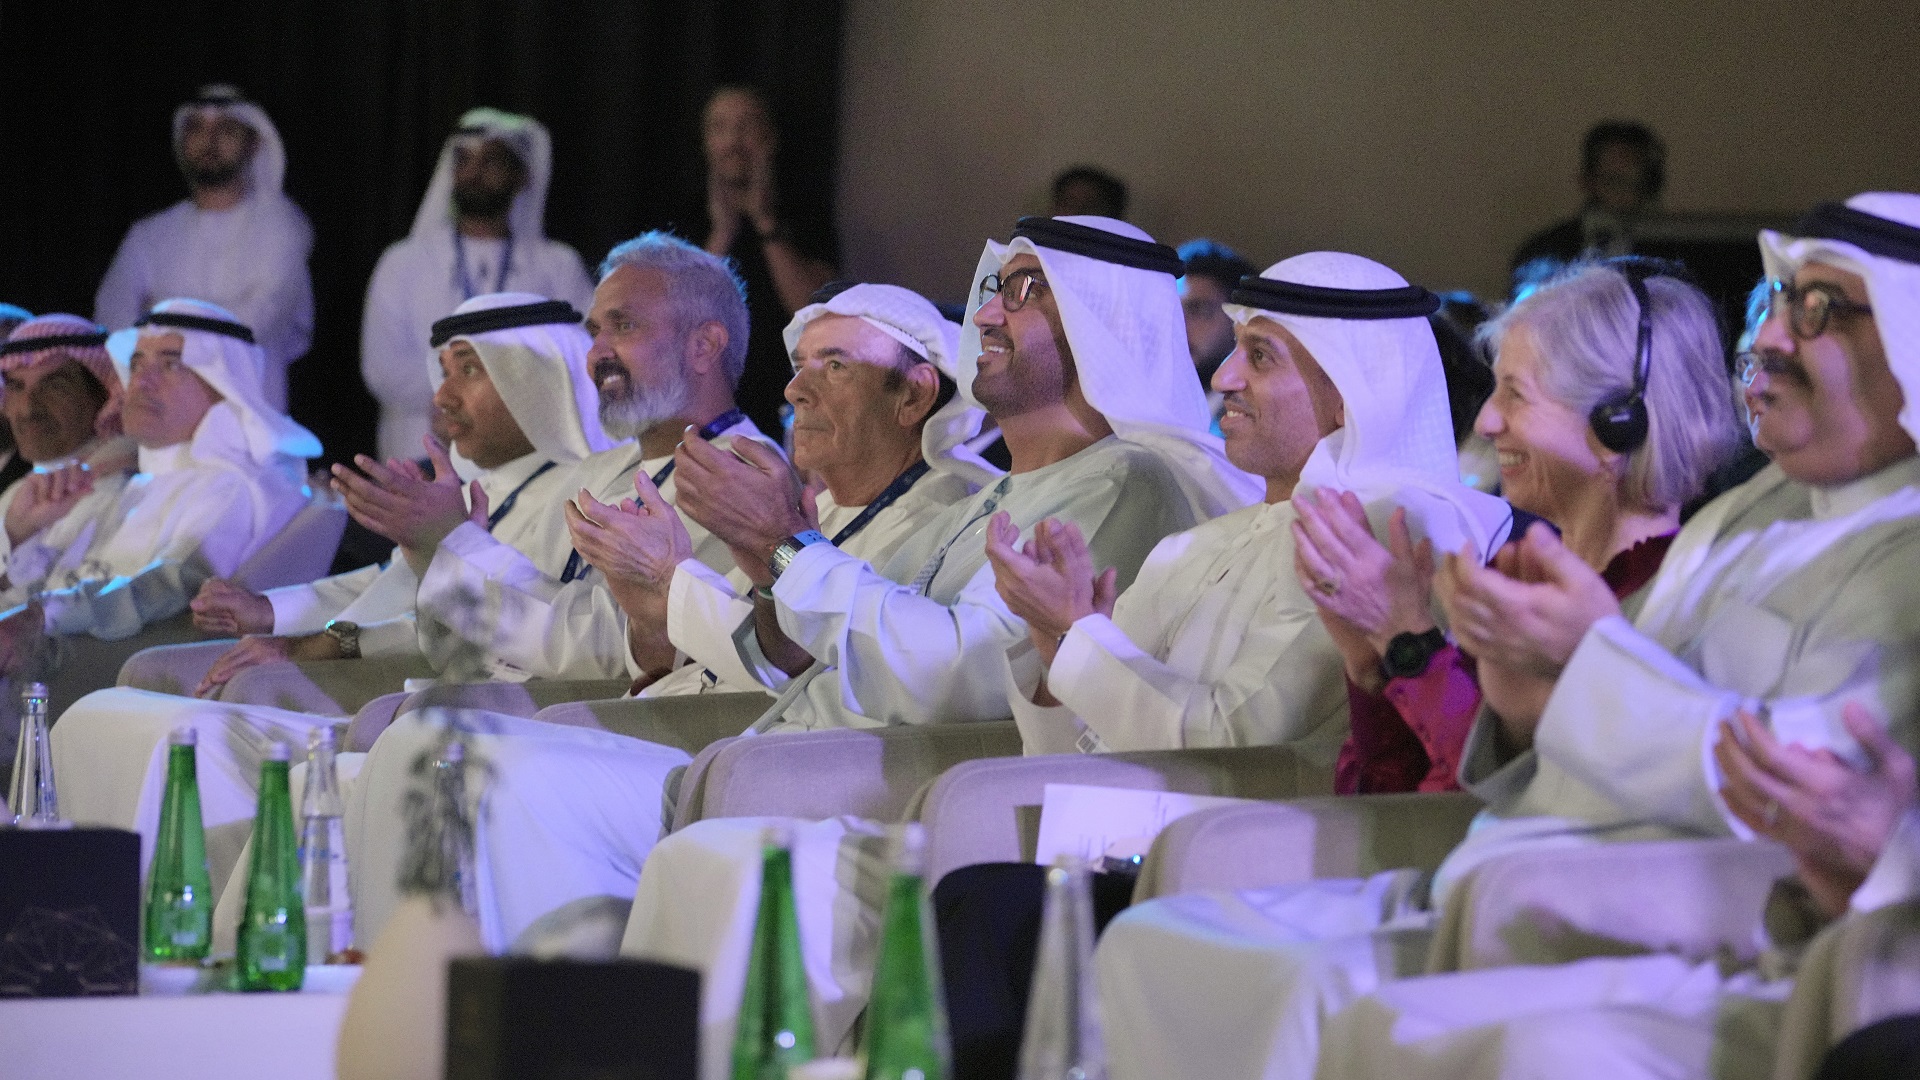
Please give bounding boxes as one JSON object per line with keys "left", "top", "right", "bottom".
{"left": 300, "top": 725, "right": 352, "bottom": 963}
{"left": 9, "top": 681, "right": 64, "bottom": 828}
{"left": 1015, "top": 855, "right": 1106, "bottom": 1080}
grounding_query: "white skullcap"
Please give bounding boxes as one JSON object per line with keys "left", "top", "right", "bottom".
{"left": 783, "top": 283, "right": 1000, "bottom": 489}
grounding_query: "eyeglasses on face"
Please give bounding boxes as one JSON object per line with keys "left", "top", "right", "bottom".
{"left": 978, "top": 270, "right": 1049, "bottom": 313}
{"left": 1769, "top": 278, "right": 1873, "bottom": 340}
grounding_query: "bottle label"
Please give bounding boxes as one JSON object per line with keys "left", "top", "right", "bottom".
{"left": 252, "top": 928, "right": 291, "bottom": 971}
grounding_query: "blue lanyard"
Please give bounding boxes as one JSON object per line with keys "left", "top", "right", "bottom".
{"left": 828, "top": 461, "right": 931, "bottom": 546}
{"left": 452, "top": 228, "right": 513, "bottom": 300}
{"left": 559, "top": 410, "right": 747, "bottom": 584}
{"left": 484, "top": 461, "right": 556, "bottom": 531}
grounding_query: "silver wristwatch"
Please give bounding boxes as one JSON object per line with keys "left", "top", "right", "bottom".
{"left": 322, "top": 619, "right": 362, "bottom": 660}
{"left": 768, "top": 530, "right": 831, "bottom": 581}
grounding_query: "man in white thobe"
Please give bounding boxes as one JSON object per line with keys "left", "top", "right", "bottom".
{"left": 1092, "top": 192, "right": 1920, "bottom": 1080}
{"left": 94, "top": 86, "right": 313, "bottom": 409}
{"left": 617, "top": 281, "right": 994, "bottom": 697}
{"left": 362, "top": 110, "right": 595, "bottom": 460}
{"left": 0, "top": 315, "right": 132, "bottom": 581}
{"left": 0, "top": 299, "right": 318, "bottom": 671}
{"left": 49, "top": 291, "right": 616, "bottom": 892}
{"left": 349, "top": 217, "right": 1245, "bottom": 970}
{"left": 992, "top": 251, "right": 1512, "bottom": 759}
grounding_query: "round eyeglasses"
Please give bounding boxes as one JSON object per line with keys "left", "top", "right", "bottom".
{"left": 978, "top": 270, "right": 1048, "bottom": 313}
{"left": 1770, "top": 279, "right": 1873, "bottom": 340}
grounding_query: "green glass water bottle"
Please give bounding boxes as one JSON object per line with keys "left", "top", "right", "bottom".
{"left": 731, "top": 825, "right": 816, "bottom": 1080}
{"left": 237, "top": 742, "right": 306, "bottom": 990}
{"left": 861, "top": 825, "right": 950, "bottom": 1080}
{"left": 143, "top": 725, "right": 212, "bottom": 962}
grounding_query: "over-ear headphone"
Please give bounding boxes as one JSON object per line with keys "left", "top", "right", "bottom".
{"left": 1587, "top": 256, "right": 1689, "bottom": 455}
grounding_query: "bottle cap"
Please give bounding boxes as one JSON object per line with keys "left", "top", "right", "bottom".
{"left": 168, "top": 725, "right": 199, "bottom": 746}
{"left": 266, "top": 742, "right": 291, "bottom": 762}
{"left": 887, "top": 823, "right": 927, "bottom": 874}
{"left": 307, "top": 725, "right": 337, "bottom": 751}
{"left": 21, "top": 682, "right": 48, "bottom": 703}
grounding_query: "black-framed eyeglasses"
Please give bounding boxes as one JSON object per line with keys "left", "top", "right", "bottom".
{"left": 1770, "top": 278, "right": 1873, "bottom": 340}
{"left": 978, "top": 270, "right": 1048, "bottom": 312}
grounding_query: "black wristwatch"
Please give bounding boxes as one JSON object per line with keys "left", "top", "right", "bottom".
{"left": 1381, "top": 628, "right": 1447, "bottom": 680}
{"left": 768, "top": 530, "right": 830, "bottom": 581}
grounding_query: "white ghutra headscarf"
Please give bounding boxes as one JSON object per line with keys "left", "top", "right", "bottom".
{"left": 783, "top": 282, "right": 1001, "bottom": 490}
{"left": 428, "top": 292, "right": 617, "bottom": 465}
{"left": 1225, "top": 252, "right": 1513, "bottom": 559}
{"left": 1761, "top": 192, "right": 1920, "bottom": 445}
{"left": 960, "top": 216, "right": 1263, "bottom": 518}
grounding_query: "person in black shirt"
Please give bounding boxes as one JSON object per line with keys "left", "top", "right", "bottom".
{"left": 1511, "top": 121, "right": 1667, "bottom": 285}
{"left": 693, "top": 85, "right": 836, "bottom": 437}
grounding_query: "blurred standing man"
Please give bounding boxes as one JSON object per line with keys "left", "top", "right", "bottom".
{"left": 1176, "top": 239, "right": 1254, "bottom": 424}
{"left": 95, "top": 86, "right": 313, "bottom": 410}
{"left": 1511, "top": 121, "right": 1667, "bottom": 275}
{"left": 362, "top": 109, "right": 595, "bottom": 461}
{"left": 692, "top": 85, "right": 837, "bottom": 437}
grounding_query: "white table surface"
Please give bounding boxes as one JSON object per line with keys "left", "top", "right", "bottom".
{"left": 0, "top": 977, "right": 354, "bottom": 1080}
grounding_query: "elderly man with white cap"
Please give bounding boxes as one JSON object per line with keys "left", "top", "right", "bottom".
{"left": 95, "top": 86, "right": 313, "bottom": 408}
{"left": 0, "top": 299, "right": 318, "bottom": 671}
{"left": 362, "top": 109, "right": 595, "bottom": 460}
{"left": 573, "top": 280, "right": 995, "bottom": 694}
{"left": 1090, "top": 193, "right": 1920, "bottom": 1080}
{"left": 161, "top": 292, "right": 616, "bottom": 697}
{"left": 48, "top": 291, "right": 618, "bottom": 909}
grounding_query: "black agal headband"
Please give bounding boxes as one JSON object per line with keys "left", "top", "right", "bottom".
{"left": 1228, "top": 276, "right": 1442, "bottom": 320}
{"left": 0, "top": 332, "right": 108, "bottom": 358}
{"left": 1010, "top": 216, "right": 1184, "bottom": 276}
{"left": 429, "top": 300, "right": 582, "bottom": 348}
{"left": 135, "top": 310, "right": 256, "bottom": 344}
{"left": 1791, "top": 203, "right": 1920, "bottom": 266}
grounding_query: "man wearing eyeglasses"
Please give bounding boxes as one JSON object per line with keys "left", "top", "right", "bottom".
{"left": 1088, "top": 192, "right": 1920, "bottom": 1080}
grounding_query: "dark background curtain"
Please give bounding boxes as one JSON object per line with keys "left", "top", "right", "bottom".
{"left": 0, "top": 0, "right": 844, "bottom": 464}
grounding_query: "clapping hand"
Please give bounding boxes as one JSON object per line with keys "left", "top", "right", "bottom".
{"left": 563, "top": 471, "right": 695, "bottom": 600}
{"left": 1292, "top": 490, "right": 1436, "bottom": 692}
{"left": 1435, "top": 522, "right": 1618, "bottom": 678}
{"left": 673, "top": 435, "right": 810, "bottom": 588}
{"left": 1715, "top": 704, "right": 1918, "bottom": 917}
{"left": 984, "top": 513, "right": 1116, "bottom": 666}
{"left": 329, "top": 437, "right": 480, "bottom": 558}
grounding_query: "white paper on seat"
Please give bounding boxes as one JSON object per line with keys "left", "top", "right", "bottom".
{"left": 1034, "top": 783, "right": 1256, "bottom": 865}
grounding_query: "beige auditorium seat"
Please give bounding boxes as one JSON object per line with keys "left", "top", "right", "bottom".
{"left": 912, "top": 745, "right": 1338, "bottom": 887}
{"left": 1133, "top": 791, "right": 1483, "bottom": 902}
{"left": 46, "top": 488, "right": 348, "bottom": 714}
{"left": 673, "top": 720, "right": 1027, "bottom": 832}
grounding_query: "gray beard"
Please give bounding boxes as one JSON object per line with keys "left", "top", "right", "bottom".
{"left": 598, "top": 370, "right": 693, "bottom": 441}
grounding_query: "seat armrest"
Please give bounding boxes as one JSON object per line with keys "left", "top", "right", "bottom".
{"left": 533, "top": 691, "right": 772, "bottom": 755}
{"left": 392, "top": 677, "right": 640, "bottom": 722}
{"left": 913, "top": 745, "right": 1336, "bottom": 887}
{"left": 1428, "top": 836, "right": 1796, "bottom": 973}
{"left": 1133, "top": 791, "right": 1483, "bottom": 902}
{"left": 686, "top": 721, "right": 1025, "bottom": 831}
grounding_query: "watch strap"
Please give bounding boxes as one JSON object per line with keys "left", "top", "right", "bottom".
{"left": 1381, "top": 628, "right": 1446, "bottom": 681}
{"left": 768, "top": 529, "right": 831, "bottom": 581}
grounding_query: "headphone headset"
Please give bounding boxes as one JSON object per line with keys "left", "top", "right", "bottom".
{"left": 1587, "top": 256, "right": 1689, "bottom": 455}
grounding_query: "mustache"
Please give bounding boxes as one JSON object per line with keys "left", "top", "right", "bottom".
{"left": 979, "top": 327, "right": 1014, "bottom": 349}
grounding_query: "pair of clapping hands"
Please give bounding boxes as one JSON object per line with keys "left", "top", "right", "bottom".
{"left": 559, "top": 431, "right": 816, "bottom": 605}
{"left": 1290, "top": 488, "right": 1620, "bottom": 736}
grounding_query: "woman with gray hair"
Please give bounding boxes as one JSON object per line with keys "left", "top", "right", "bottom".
{"left": 1294, "top": 255, "right": 1743, "bottom": 794}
